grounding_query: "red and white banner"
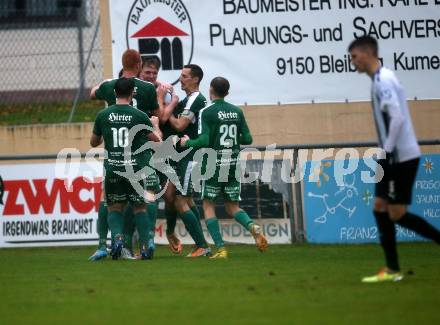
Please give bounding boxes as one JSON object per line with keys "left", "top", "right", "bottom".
{"left": 0, "top": 162, "right": 102, "bottom": 248}
{"left": 0, "top": 162, "right": 290, "bottom": 248}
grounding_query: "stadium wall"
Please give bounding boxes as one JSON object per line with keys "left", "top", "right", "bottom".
{"left": 0, "top": 100, "right": 439, "bottom": 156}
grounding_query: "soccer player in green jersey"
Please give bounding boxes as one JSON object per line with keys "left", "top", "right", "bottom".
{"left": 91, "top": 49, "right": 160, "bottom": 118}
{"left": 140, "top": 58, "right": 183, "bottom": 254}
{"left": 181, "top": 77, "right": 268, "bottom": 259}
{"left": 165, "top": 64, "right": 211, "bottom": 257}
{"left": 90, "top": 77, "right": 161, "bottom": 260}
{"left": 88, "top": 49, "right": 161, "bottom": 261}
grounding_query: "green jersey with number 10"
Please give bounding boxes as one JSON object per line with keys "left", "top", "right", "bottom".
{"left": 93, "top": 104, "right": 153, "bottom": 175}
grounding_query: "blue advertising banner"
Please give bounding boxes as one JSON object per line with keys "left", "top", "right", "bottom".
{"left": 303, "top": 154, "right": 440, "bottom": 243}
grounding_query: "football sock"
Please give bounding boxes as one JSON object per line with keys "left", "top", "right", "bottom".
{"left": 166, "top": 207, "right": 178, "bottom": 236}
{"left": 189, "top": 205, "right": 203, "bottom": 238}
{"left": 97, "top": 201, "right": 108, "bottom": 250}
{"left": 397, "top": 212, "right": 440, "bottom": 244}
{"left": 135, "top": 211, "right": 150, "bottom": 248}
{"left": 180, "top": 209, "right": 207, "bottom": 248}
{"left": 374, "top": 211, "right": 400, "bottom": 271}
{"left": 206, "top": 217, "right": 224, "bottom": 248}
{"left": 147, "top": 202, "right": 158, "bottom": 241}
{"left": 123, "top": 204, "right": 135, "bottom": 250}
{"left": 234, "top": 210, "right": 254, "bottom": 231}
{"left": 107, "top": 210, "right": 124, "bottom": 243}
{"left": 191, "top": 204, "right": 204, "bottom": 232}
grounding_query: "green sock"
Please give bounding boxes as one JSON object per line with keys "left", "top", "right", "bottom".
{"left": 107, "top": 210, "right": 124, "bottom": 242}
{"left": 134, "top": 211, "right": 150, "bottom": 248}
{"left": 123, "top": 204, "right": 135, "bottom": 250}
{"left": 97, "top": 201, "right": 108, "bottom": 250}
{"left": 147, "top": 202, "right": 158, "bottom": 241}
{"left": 206, "top": 217, "right": 224, "bottom": 248}
{"left": 234, "top": 210, "right": 253, "bottom": 230}
{"left": 166, "top": 207, "right": 177, "bottom": 236}
{"left": 180, "top": 210, "right": 207, "bottom": 248}
{"left": 191, "top": 204, "right": 204, "bottom": 230}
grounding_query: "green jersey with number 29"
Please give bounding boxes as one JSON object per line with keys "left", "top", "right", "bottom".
{"left": 198, "top": 99, "right": 252, "bottom": 164}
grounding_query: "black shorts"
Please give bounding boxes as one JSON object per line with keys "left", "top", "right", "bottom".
{"left": 375, "top": 158, "right": 420, "bottom": 204}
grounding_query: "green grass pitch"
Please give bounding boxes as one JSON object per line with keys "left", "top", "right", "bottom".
{"left": 0, "top": 243, "right": 439, "bottom": 324}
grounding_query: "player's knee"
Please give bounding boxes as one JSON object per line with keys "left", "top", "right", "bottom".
{"left": 108, "top": 202, "right": 123, "bottom": 212}
{"left": 174, "top": 196, "right": 187, "bottom": 213}
{"left": 373, "top": 198, "right": 387, "bottom": 212}
{"left": 388, "top": 205, "right": 407, "bottom": 222}
{"left": 225, "top": 203, "right": 240, "bottom": 217}
{"left": 133, "top": 204, "right": 146, "bottom": 214}
{"left": 145, "top": 190, "right": 155, "bottom": 203}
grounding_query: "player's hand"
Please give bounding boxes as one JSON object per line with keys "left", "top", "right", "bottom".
{"left": 156, "top": 84, "right": 167, "bottom": 101}
{"left": 150, "top": 116, "right": 159, "bottom": 127}
{"left": 180, "top": 135, "right": 190, "bottom": 147}
{"left": 171, "top": 93, "right": 179, "bottom": 105}
{"left": 161, "top": 82, "right": 173, "bottom": 93}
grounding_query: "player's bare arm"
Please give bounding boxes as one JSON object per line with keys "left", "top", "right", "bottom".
{"left": 90, "top": 80, "right": 107, "bottom": 99}
{"left": 168, "top": 114, "right": 191, "bottom": 133}
{"left": 150, "top": 116, "right": 163, "bottom": 141}
{"left": 160, "top": 92, "right": 179, "bottom": 125}
{"left": 90, "top": 133, "right": 103, "bottom": 147}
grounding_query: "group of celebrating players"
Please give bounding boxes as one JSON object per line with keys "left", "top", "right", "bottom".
{"left": 87, "top": 36, "right": 440, "bottom": 283}
{"left": 88, "top": 49, "right": 268, "bottom": 261}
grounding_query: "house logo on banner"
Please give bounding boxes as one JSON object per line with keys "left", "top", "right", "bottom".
{"left": 126, "top": 0, "right": 194, "bottom": 85}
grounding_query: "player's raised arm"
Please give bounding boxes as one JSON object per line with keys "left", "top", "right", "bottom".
{"left": 159, "top": 87, "right": 179, "bottom": 124}
{"left": 90, "top": 80, "right": 105, "bottom": 100}
{"left": 149, "top": 116, "right": 163, "bottom": 142}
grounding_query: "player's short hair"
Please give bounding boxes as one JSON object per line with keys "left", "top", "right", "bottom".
{"left": 122, "top": 49, "right": 141, "bottom": 71}
{"left": 115, "top": 77, "right": 135, "bottom": 98}
{"left": 348, "top": 36, "right": 378, "bottom": 57}
{"left": 142, "top": 57, "right": 161, "bottom": 70}
{"left": 210, "top": 77, "right": 230, "bottom": 98}
{"left": 184, "top": 64, "right": 203, "bottom": 85}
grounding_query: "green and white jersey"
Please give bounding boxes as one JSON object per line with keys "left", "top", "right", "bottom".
{"left": 175, "top": 91, "right": 207, "bottom": 139}
{"left": 198, "top": 99, "right": 252, "bottom": 166}
{"left": 95, "top": 78, "right": 159, "bottom": 116}
{"left": 93, "top": 104, "right": 153, "bottom": 175}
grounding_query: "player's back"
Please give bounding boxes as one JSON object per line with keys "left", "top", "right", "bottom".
{"left": 201, "top": 99, "right": 250, "bottom": 153}
{"left": 95, "top": 78, "right": 158, "bottom": 116}
{"left": 94, "top": 104, "right": 153, "bottom": 175}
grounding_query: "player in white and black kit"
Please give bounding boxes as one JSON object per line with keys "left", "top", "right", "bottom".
{"left": 348, "top": 36, "right": 440, "bottom": 283}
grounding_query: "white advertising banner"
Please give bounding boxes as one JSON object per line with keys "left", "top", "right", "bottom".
{"left": 0, "top": 162, "right": 290, "bottom": 247}
{"left": 108, "top": 0, "right": 440, "bottom": 105}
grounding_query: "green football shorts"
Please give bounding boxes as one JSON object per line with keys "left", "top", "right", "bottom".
{"left": 201, "top": 175, "right": 241, "bottom": 202}
{"left": 104, "top": 170, "right": 159, "bottom": 204}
